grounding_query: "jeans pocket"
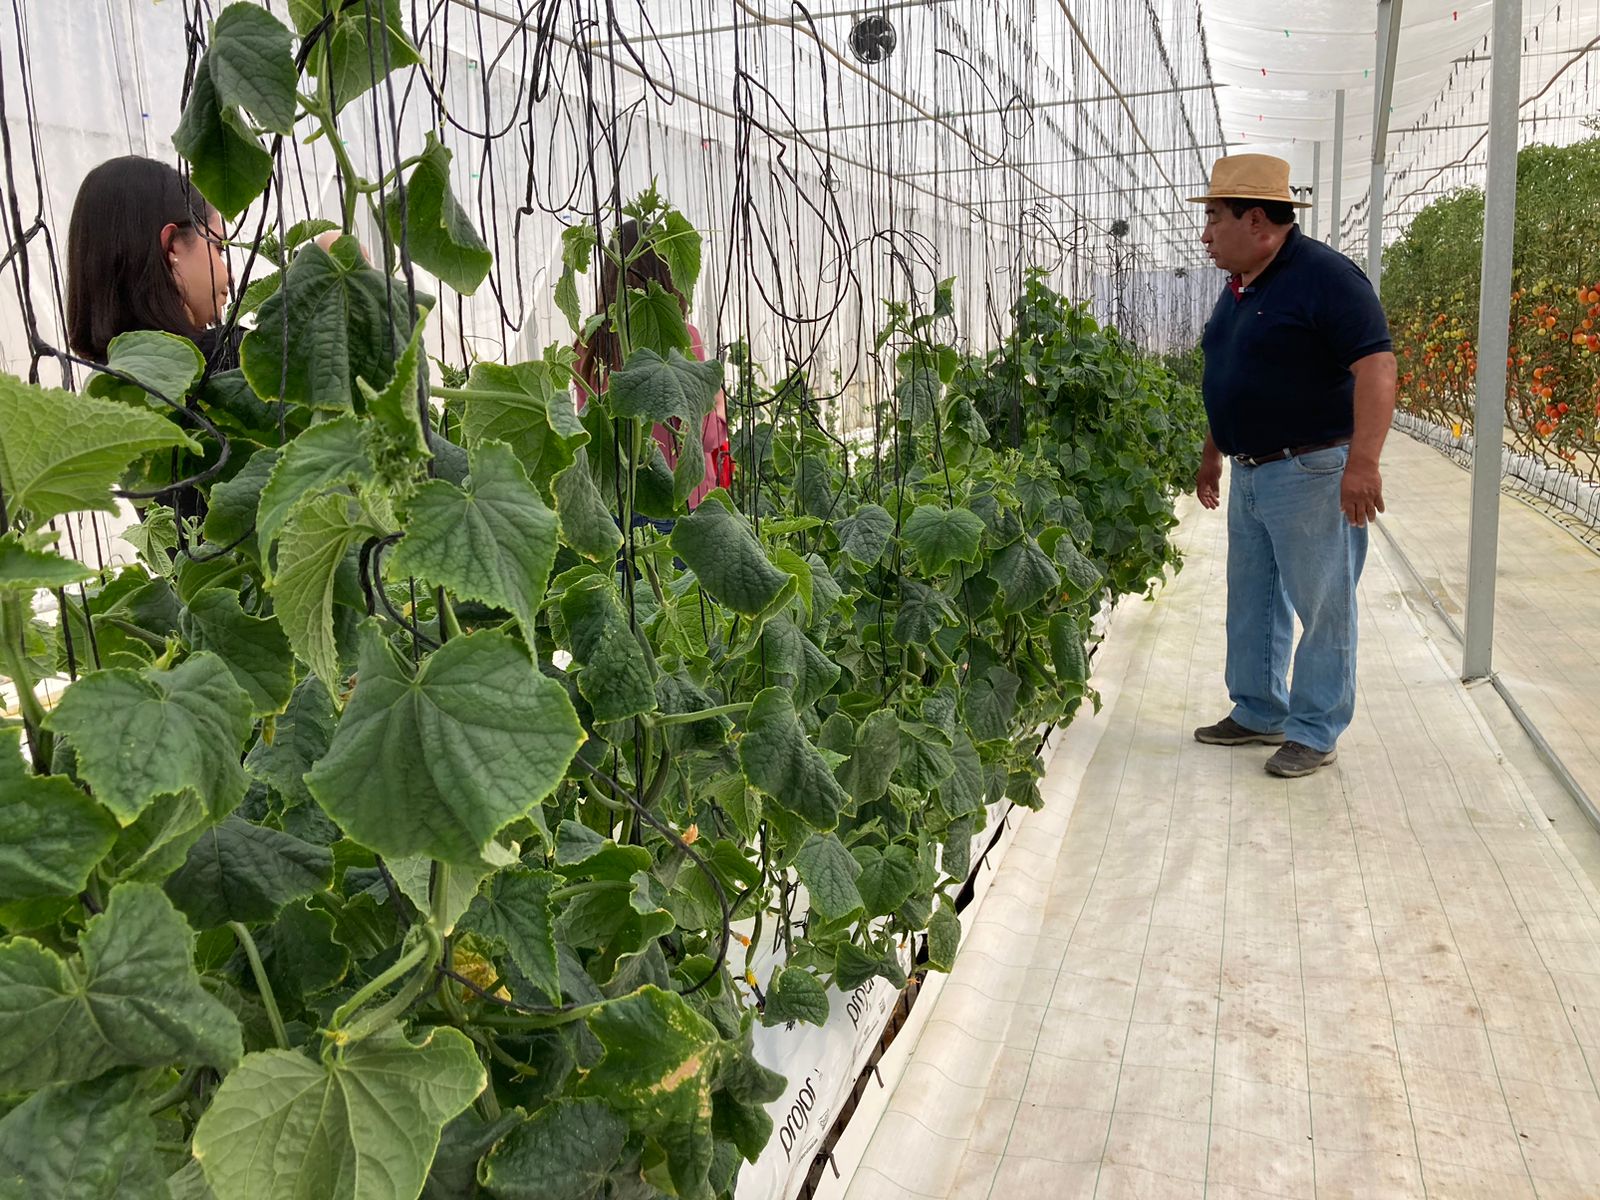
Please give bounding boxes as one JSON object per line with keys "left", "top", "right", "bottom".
{"left": 1293, "top": 447, "right": 1347, "bottom": 476}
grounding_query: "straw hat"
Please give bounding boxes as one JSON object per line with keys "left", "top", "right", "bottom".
{"left": 1187, "top": 154, "right": 1310, "bottom": 208}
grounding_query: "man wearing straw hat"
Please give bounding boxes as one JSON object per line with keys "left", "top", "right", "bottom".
{"left": 1188, "top": 154, "right": 1397, "bottom": 778}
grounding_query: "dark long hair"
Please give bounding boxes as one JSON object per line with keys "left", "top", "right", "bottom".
{"left": 66, "top": 156, "right": 213, "bottom": 362}
{"left": 578, "top": 219, "right": 686, "bottom": 385}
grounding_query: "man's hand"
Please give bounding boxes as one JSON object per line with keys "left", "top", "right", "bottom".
{"left": 1341, "top": 457, "right": 1384, "bottom": 526}
{"left": 1195, "top": 458, "right": 1222, "bottom": 510}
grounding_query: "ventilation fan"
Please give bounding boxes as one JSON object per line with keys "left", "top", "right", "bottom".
{"left": 849, "top": 14, "right": 897, "bottom": 65}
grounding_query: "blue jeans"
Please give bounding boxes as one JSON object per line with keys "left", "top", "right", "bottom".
{"left": 1225, "top": 445, "right": 1367, "bottom": 753}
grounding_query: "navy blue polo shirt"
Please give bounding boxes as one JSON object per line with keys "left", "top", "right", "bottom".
{"left": 1200, "top": 224, "right": 1392, "bottom": 458}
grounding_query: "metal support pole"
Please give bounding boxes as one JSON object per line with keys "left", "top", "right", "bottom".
{"left": 1311, "top": 141, "right": 1323, "bottom": 240}
{"left": 1462, "top": 0, "right": 1522, "bottom": 681}
{"left": 1331, "top": 90, "right": 1346, "bottom": 251}
{"left": 1368, "top": 0, "right": 1404, "bottom": 294}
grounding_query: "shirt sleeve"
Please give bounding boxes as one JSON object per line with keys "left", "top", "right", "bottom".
{"left": 1317, "top": 260, "right": 1394, "bottom": 367}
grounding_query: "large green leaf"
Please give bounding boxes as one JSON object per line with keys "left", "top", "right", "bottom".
{"left": 554, "top": 821, "right": 652, "bottom": 881}
{"left": 460, "top": 867, "right": 561, "bottom": 1005}
{"left": 479, "top": 1099, "right": 629, "bottom": 1200}
{"left": 245, "top": 677, "right": 335, "bottom": 807}
{"left": 0, "top": 1071, "right": 168, "bottom": 1199}
{"left": 1053, "top": 536, "right": 1103, "bottom": 600}
{"left": 552, "top": 449, "right": 623, "bottom": 563}
{"left": 241, "top": 237, "right": 413, "bottom": 412}
{"left": 853, "top": 844, "right": 919, "bottom": 918}
{"left": 267, "top": 493, "right": 375, "bottom": 699}
{"left": 892, "top": 579, "right": 956, "bottom": 645}
{"left": 608, "top": 347, "right": 721, "bottom": 430}
{"left": 1049, "top": 612, "right": 1089, "bottom": 691}
{"left": 671, "top": 492, "right": 793, "bottom": 616}
{"left": 608, "top": 347, "right": 720, "bottom": 504}
{"left": 172, "top": 53, "right": 272, "bottom": 221}
{"left": 902, "top": 504, "right": 984, "bottom": 575}
{"left": 0, "top": 373, "right": 196, "bottom": 526}
{"left": 936, "top": 731, "right": 985, "bottom": 818}
{"left": 837, "top": 709, "right": 900, "bottom": 806}
{"left": 192, "top": 1026, "right": 484, "bottom": 1200}
{"left": 88, "top": 330, "right": 206, "bottom": 409}
{"left": 657, "top": 208, "right": 702, "bottom": 297}
{"left": 203, "top": 448, "right": 278, "bottom": 550}
{"left": 618, "top": 281, "right": 692, "bottom": 357}
{"left": 752, "top": 616, "right": 839, "bottom": 708}
{"left": 164, "top": 815, "right": 333, "bottom": 929}
{"left": 46, "top": 653, "right": 255, "bottom": 826}
{"left": 181, "top": 588, "right": 295, "bottom": 716}
{"left": 760, "top": 965, "right": 829, "bottom": 1028}
{"left": 422, "top": 1110, "right": 524, "bottom": 1200}
{"left": 990, "top": 536, "right": 1060, "bottom": 616}
{"left": 836, "top": 503, "right": 894, "bottom": 569}
{"left": 359, "top": 314, "right": 432, "bottom": 467}
{"left": 575, "top": 986, "right": 718, "bottom": 1198}
{"left": 0, "top": 727, "right": 117, "bottom": 902}
{"left": 739, "top": 688, "right": 845, "bottom": 830}
{"left": 390, "top": 440, "right": 557, "bottom": 637}
{"left": 0, "top": 530, "right": 93, "bottom": 591}
{"left": 559, "top": 575, "right": 656, "bottom": 724}
{"left": 307, "top": 624, "right": 584, "bottom": 867}
{"left": 458, "top": 358, "right": 587, "bottom": 498}
{"left": 383, "top": 133, "right": 491, "bottom": 295}
{"left": 289, "top": 0, "right": 421, "bottom": 114}
{"left": 0, "top": 883, "right": 242, "bottom": 1091}
{"left": 792, "top": 833, "right": 862, "bottom": 922}
{"left": 102, "top": 790, "right": 213, "bottom": 885}
{"left": 208, "top": 2, "right": 297, "bottom": 134}
{"left": 835, "top": 941, "right": 906, "bottom": 991}
{"left": 927, "top": 904, "right": 961, "bottom": 971}
{"left": 256, "top": 415, "right": 374, "bottom": 555}
{"left": 256, "top": 898, "right": 349, "bottom": 1012}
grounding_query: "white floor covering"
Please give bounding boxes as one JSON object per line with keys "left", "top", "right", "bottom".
{"left": 845, "top": 452, "right": 1600, "bottom": 1200}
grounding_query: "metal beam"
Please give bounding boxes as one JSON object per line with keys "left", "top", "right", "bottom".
{"left": 1368, "top": 0, "right": 1403, "bottom": 293}
{"left": 1310, "top": 141, "right": 1323, "bottom": 241}
{"left": 1330, "top": 90, "right": 1345, "bottom": 250}
{"left": 791, "top": 83, "right": 1222, "bottom": 138}
{"left": 1463, "top": 0, "right": 1522, "bottom": 682}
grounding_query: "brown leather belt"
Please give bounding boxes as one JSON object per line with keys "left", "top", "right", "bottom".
{"left": 1232, "top": 437, "right": 1351, "bottom": 468}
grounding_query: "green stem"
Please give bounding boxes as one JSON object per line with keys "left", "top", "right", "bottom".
{"left": 550, "top": 879, "right": 628, "bottom": 903}
{"left": 195, "top": 559, "right": 249, "bottom": 593}
{"left": 146, "top": 1068, "right": 199, "bottom": 1117}
{"left": 474, "top": 1000, "right": 606, "bottom": 1031}
{"left": 647, "top": 702, "right": 751, "bottom": 728}
{"left": 96, "top": 615, "right": 170, "bottom": 652}
{"left": 579, "top": 777, "right": 629, "bottom": 812}
{"left": 353, "top": 153, "right": 428, "bottom": 195}
{"left": 0, "top": 595, "right": 51, "bottom": 772}
{"left": 307, "top": 86, "right": 361, "bottom": 232}
{"left": 230, "top": 922, "right": 289, "bottom": 1050}
{"left": 438, "top": 592, "right": 463, "bottom": 641}
{"left": 328, "top": 924, "right": 441, "bottom": 1038}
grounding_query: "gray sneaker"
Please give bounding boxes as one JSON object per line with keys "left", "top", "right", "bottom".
{"left": 1265, "top": 741, "right": 1337, "bottom": 778}
{"left": 1194, "top": 716, "right": 1286, "bottom": 746}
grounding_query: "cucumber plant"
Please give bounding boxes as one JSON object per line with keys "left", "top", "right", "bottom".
{"left": 0, "top": 4, "right": 1204, "bottom": 1197}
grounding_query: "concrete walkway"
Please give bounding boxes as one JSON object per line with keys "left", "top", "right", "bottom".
{"left": 845, "top": 441, "right": 1600, "bottom": 1200}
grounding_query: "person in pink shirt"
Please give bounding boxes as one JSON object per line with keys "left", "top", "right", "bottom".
{"left": 573, "top": 220, "right": 732, "bottom": 515}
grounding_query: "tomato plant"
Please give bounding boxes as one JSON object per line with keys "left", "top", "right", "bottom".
{"left": 0, "top": 4, "right": 1204, "bottom": 1198}
{"left": 1383, "top": 135, "right": 1600, "bottom": 477}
